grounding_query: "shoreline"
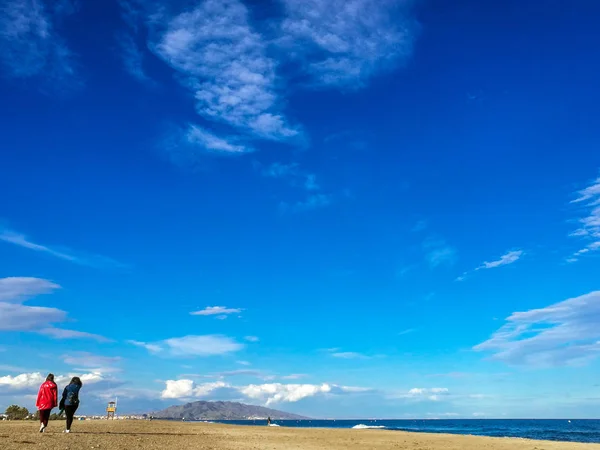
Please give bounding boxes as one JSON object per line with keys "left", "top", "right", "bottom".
{"left": 3, "top": 419, "right": 600, "bottom": 450}
{"left": 182, "top": 418, "right": 600, "bottom": 444}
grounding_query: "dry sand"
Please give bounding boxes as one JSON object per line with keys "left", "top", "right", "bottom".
{"left": 2, "top": 420, "right": 600, "bottom": 450}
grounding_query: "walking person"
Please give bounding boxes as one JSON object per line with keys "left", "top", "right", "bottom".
{"left": 60, "top": 377, "right": 82, "bottom": 433}
{"left": 36, "top": 374, "right": 58, "bottom": 433}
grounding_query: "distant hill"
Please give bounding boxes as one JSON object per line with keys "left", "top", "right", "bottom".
{"left": 151, "top": 401, "right": 309, "bottom": 420}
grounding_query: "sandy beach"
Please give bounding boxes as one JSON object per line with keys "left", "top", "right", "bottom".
{"left": 2, "top": 420, "right": 600, "bottom": 450}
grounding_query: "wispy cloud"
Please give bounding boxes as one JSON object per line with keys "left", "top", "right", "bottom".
{"left": 398, "top": 328, "right": 415, "bottom": 336}
{"left": 190, "top": 306, "right": 242, "bottom": 317}
{"left": 127, "top": 340, "right": 163, "bottom": 353}
{"left": 39, "top": 327, "right": 110, "bottom": 342}
{"left": 390, "top": 387, "right": 450, "bottom": 402}
{"left": 279, "top": 193, "right": 332, "bottom": 214}
{"left": 161, "top": 124, "right": 252, "bottom": 168}
{"left": 412, "top": 220, "right": 428, "bottom": 232}
{"left": 478, "top": 250, "right": 524, "bottom": 269}
{"left": 244, "top": 336, "right": 259, "bottom": 342}
{"left": 129, "top": 334, "right": 244, "bottom": 357}
{"left": 0, "top": 0, "right": 79, "bottom": 86}
{"left": 258, "top": 161, "right": 333, "bottom": 212}
{"left": 568, "top": 175, "right": 600, "bottom": 263}
{"left": 423, "top": 238, "right": 458, "bottom": 268}
{"left": 474, "top": 291, "right": 600, "bottom": 366}
{"left": 118, "top": 32, "right": 154, "bottom": 86}
{"left": 63, "top": 352, "right": 122, "bottom": 374}
{"left": 456, "top": 250, "right": 524, "bottom": 281}
{"left": 331, "top": 351, "right": 369, "bottom": 359}
{"left": 153, "top": 0, "right": 300, "bottom": 142}
{"left": 0, "top": 277, "right": 108, "bottom": 341}
{"left": 281, "top": 374, "right": 307, "bottom": 380}
{"left": 260, "top": 162, "right": 319, "bottom": 191}
{"left": 185, "top": 125, "right": 251, "bottom": 154}
{"left": 0, "top": 227, "right": 126, "bottom": 269}
{"left": 279, "top": 0, "right": 416, "bottom": 88}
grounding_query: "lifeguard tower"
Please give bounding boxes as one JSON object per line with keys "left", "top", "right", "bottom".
{"left": 106, "top": 400, "right": 117, "bottom": 419}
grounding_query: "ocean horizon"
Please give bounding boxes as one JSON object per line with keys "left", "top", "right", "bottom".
{"left": 206, "top": 419, "right": 600, "bottom": 444}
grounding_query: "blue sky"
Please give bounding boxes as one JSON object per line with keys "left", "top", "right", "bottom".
{"left": 1, "top": 0, "right": 600, "bottom": 419}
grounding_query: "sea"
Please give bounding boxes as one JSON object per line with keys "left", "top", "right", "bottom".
{"left": 211, "top": 419, "right": 600, "bottom": 444}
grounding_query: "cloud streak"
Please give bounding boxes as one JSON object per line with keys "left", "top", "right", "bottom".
{"left": 474, "top": 291, "right": 600, "bottom": 366}
{"left": 119, "top": 32, "right": 154, "bottom": 85}
{"left": 0, "top": 227, "right": 126, "bottom": 269}
{"left": 423, "top": 238, "right": 457, "bottom": 268}
{"left": 190, "top": 306, "right": 242, "bottom": 316}
{"left": 0, "top": 277, "right": 108, "bottom": 341}
{"left": 456, "top": 250, "right": 524, "bottom": 281}
{"left": 568, "top": 175, "right": 600, "bottom": 262}
{"left": 129, "top": 334, "right": 244, "bottom": 357}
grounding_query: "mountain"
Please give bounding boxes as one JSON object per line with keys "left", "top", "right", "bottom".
{"left": 151, "top": 401, "right": 309, "bottom": 420}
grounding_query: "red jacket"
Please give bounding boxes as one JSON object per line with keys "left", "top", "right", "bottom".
{"left": 36, "top": 380, "right": 58, "bottom": 410}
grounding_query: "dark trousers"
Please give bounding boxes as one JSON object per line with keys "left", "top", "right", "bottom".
{"left": 65, "top": 405, "right": 78, "bottom": 430}
{"left": 39, "top": 409, "right": 51, "bottom": 427}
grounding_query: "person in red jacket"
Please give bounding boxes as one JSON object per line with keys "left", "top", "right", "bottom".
{"left": 36, "top": 373, "right": 58, "bottom": 433}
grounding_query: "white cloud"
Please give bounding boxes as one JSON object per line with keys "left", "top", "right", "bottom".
{"left": 0, "top": 371, "right": 108, "bottom": 394}
{"left": 240, "top": 383, "right": 332, "bottom": 405}
{"left": 164, "top": 335, "right": 243, "bottom": 357}
{"left": 244, "top": 336, "right": 259, "bottom": 342}
{"left": 0, "top": 302, "right": 65, "bottom": 331}
{"left": 457, "top": 250, "right": 524, "bottom": 281}
{"left": 0, "top": 227, "right": 125, "bottom": 269}
{"left": 478, "top": 250, "right": 524, "bottom": 270}
{"left": 331, "top": 352, "right": 368, "bottom": 359}
{"left": 474, "top": 291, "right": 600, "bottom": 366}
{"left": 279, "top": 0, "right": 416, "bottom": 88}
{"left": 0, "top": 0, "right": 78, "bottom": 84}
{"left": 153, "top": 0, "right": 299, "bottom": 141}
{"left": 131, "top": 335, "right": 244, "bottom": 357}
{"left": 185, "top": 125, "right": 251, "bottom": 154}
{"left": 128, "top": 340, "right": 163, "bottom": 353}
{"left": 281, "top": 374, "right": 307, "bottom": 380}
{"left": 0, "top": 372, "right": 45, "bottom": 391}
{"left": 0, "top": 277, "right": 59, "bottom": 302}
{"left": 161, "top": 380, "right": 229, "bottom": 399}
{"left": 423, "top": 238, "right": 457, "bottom": 268}
{"left": 160, "top": 379, "right": 368, "bottom": 405}
{"left": 568, "top": 176, "right": 600, "bottom": 262}
{"left": 190, "top": 306, "right": 242, "bottom": 316}
{"left": 392, "top": 387, "right": 450, "bottom": 402}
{"left": 0, "top": 277, "right": 108, "bottom": 341}
{"left": 38, "top": 327, "right": 109, "bottom": 342}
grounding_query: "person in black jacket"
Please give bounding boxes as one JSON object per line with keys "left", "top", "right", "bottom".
{"left": 59, "top": 377, "right": 83, "bottom": 433}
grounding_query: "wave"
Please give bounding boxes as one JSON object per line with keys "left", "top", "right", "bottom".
{"left": 352, "top": 424, "right": 386, "bottom": 430}
{"left": 268, "top": 424, "right": 281, "bottom": 427}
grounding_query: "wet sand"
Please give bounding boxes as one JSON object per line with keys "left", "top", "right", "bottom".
{"left": 2, "top": 420, "right": 599, "bottom": 450}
